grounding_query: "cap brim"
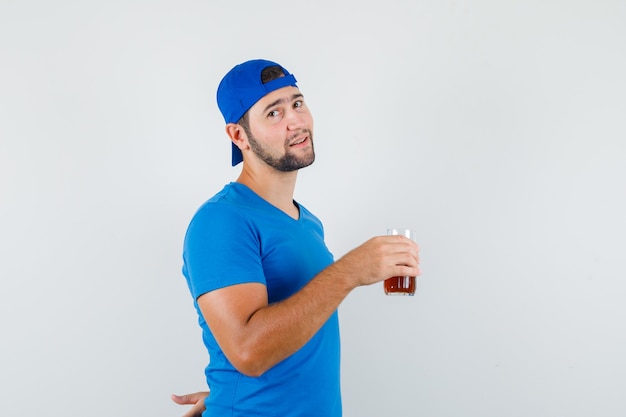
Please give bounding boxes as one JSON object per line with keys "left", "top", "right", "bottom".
{"left": 231, "top": 142, "right": 243, "bottom": 166}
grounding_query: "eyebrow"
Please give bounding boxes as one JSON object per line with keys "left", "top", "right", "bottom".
{"left": 262, "top": 93, "right": 304, "bottom": 114}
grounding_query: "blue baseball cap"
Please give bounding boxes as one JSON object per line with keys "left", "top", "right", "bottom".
{"left": 216, "top": 59, "right": 298, "bottom": 166}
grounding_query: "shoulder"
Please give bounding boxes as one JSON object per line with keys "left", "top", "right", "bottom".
{"left": 189, "top": 183, "right": 257, "bottom": 225}
{"left": 184, "top": 184, "right": 258, "bottom": 242}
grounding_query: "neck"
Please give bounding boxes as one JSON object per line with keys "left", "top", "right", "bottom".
{"left": 236, "top": 164, "right": 299, "bottom": 219}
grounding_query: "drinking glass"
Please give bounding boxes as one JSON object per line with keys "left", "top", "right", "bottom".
{"left": 384, "top": 228, "right": 417, "bottom": 296}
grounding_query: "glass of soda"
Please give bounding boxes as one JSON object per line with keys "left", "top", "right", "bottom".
{"left": 384, "top": 228, "right": 417, "bottom": 296}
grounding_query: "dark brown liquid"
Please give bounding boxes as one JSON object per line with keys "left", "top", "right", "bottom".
{"left": 384, "top": 276, "right": 416, "bottom": 295}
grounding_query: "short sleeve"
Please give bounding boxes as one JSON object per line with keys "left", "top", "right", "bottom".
{"left": 182, "top": 202, "right": 266, "bottom": 300}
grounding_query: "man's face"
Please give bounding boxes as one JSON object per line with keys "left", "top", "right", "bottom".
{"left": 243, "top": 86, "right": 315, "bottom": 172}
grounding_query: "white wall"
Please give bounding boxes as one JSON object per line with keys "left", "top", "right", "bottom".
{"left": 2, "top": 1, "right": 625, "bottom": 416}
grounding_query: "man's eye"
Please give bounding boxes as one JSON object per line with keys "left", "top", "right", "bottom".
{"left": 294, "top": 100, "right": 303, "bottom": 108}
{"left": 268, "top": 110, "right": 280, "bottom": 117}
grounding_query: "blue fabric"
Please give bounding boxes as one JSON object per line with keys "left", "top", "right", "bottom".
{"left": 217, "top": 59, "right": 297, "bottom": 124}
{"left": 182, "top": 182, "right": 342, "bottom": 417}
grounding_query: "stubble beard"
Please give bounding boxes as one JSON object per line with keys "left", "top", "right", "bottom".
{"left": 247, "top": 129, "right": 316, "bottom": 172}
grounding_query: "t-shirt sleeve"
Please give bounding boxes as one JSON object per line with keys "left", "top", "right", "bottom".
{"left": 182, "top": 202, "right": 266, "bottom": 300}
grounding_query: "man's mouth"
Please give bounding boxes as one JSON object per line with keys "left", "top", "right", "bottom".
{"left": 289, "top": 136, "right": 308, "bottom": 146}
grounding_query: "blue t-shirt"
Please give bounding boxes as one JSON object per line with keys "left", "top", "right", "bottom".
{"left": 182, "top": 182, "right": 342, "bottom": 417}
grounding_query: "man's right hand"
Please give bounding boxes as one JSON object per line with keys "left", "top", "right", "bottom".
{"left": 335, "top": 234, "right": 421, "bottom": 288}
{"left": 171, "top": 391, "right": 209, "bottom": 417}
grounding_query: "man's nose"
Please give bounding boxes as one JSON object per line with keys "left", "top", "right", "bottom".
{"left": 285, "top": 109, "right": 306, "bottom": 130}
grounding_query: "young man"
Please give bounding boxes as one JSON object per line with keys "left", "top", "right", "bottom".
{"left": 175, "top": 59, "right": 420, "bottom": 416}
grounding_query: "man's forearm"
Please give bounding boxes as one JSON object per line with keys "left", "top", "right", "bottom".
{"left": 231, "top": 261, "right": 355, "bottom": 376}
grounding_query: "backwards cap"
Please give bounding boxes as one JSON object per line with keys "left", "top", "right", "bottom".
{"left": 216, "top": 59, "right": 298, "bottom": 166}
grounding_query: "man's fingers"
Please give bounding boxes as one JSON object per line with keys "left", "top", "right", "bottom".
{"left": 171, "top": 392, "right": 206, "bottom": 405}
{"left": 171, "top": 394, "right": 188, "bottom": 405}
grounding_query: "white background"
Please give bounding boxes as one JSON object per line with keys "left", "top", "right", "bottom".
{"left": 1, "top": 1, "right": 625, "bottom": 416}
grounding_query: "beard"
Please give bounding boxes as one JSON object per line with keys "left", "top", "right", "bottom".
{"left": 247, "top": 129, "right": 315, "bottom": 172}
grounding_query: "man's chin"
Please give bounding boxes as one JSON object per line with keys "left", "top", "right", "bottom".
{"left": 276, "top": 154, "right": 315, "bottom": 172}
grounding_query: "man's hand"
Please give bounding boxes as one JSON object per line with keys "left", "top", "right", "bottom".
{"left": 171, "top": 391, "right": 209, "bottom": 417}
{"left": 335, "top": 235, "right": 421, "bottom": 288}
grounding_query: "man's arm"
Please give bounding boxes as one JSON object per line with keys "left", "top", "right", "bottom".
{"left": 197, "top": 234, "right": 420, "bottom": 377}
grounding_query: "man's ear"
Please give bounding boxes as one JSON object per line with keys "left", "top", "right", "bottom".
{"left": 225, "top": 123, "right": 249, "bottom": 152}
